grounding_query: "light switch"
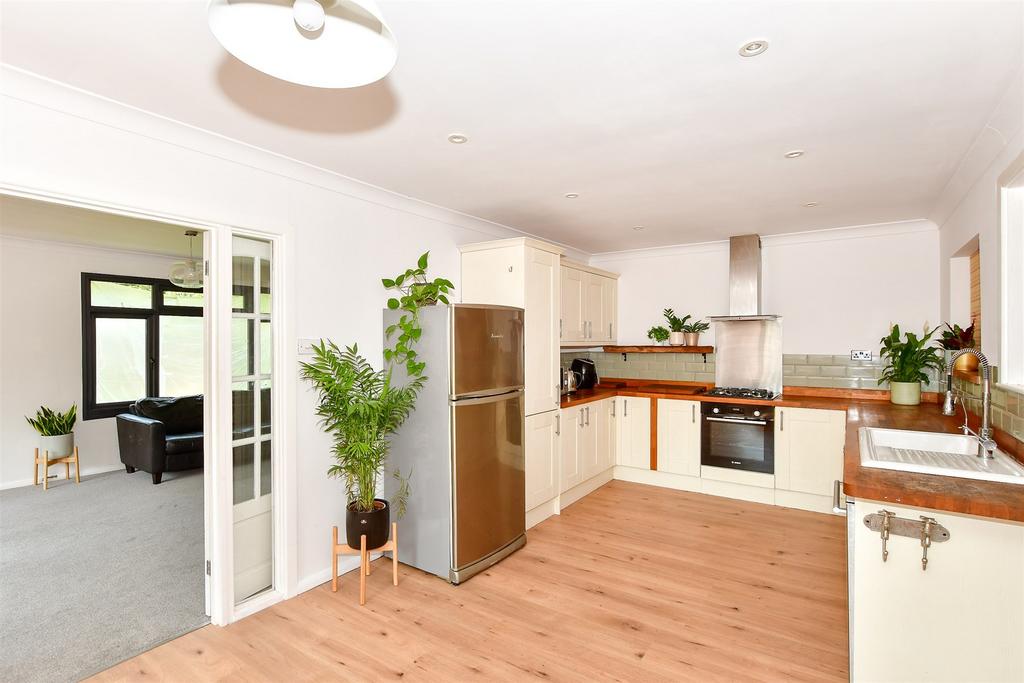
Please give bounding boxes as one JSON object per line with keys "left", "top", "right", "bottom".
{"left": 297, "top": 338, "right": 319, "bottom": 355}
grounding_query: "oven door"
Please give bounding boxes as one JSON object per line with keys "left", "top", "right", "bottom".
{"left": 701, "top": 414, "right": 774, "bottom": 474}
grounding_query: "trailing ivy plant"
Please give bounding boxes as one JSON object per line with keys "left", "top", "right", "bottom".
{"left": 663, "top": 308, "right": 691, "bottom": 333}
{"left": 878, "top": 323, "right": 944, "bottom": 385}
{"left": 26, "top": 405, "right": 77, "bottom": 436}
{"left": 382, "top": 251, "right": 454, "bottom": 378}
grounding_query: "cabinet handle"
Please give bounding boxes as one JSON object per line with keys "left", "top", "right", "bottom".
{"left": 624, "top": 399, "right": 628, "bottom": 417}
{"left": 692, "top": 403, "right": 696, "bottom": 423}
{"left": 579, "top": 409, "right": 584, "bottom": 427}
{"left": 779, "top": 410, "right": 784, "bottom": 431}
{"left": 559, "top": 318, "right": 563, "bottom": 339}
{"left": 611, "top": 399, "right": 616, "bottom": 417}
{"left": 832, "top": 480, "right": 847, "bottom": 515}
{"left": 585, "top": 406, "right": 590, "bottom": 426}
{"left": 608, "top": 322, "right": 612, "bottom": 338}
{"left": 555, "top": 413, "right": 561, "bottom": 436}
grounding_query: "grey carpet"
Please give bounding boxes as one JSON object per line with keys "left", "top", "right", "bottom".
{"left": 0, "top": 468, "right": 207, "bottom": 682}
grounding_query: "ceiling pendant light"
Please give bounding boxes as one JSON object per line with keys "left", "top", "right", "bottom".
{"left": 207, "top": 0, "right": 397, "bottom": 89}
{"left": 169, "top": 231, "right": 204, "bottom": 290}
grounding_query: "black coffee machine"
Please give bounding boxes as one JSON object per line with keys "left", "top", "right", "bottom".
{"left": 570, "top": 358, "right": 598, "bottom": 390}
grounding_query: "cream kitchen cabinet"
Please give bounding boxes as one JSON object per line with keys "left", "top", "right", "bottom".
{"left": 584, "top": 398, "right": 615, "bottom": 479}
{"left": 774, "top": 406, "right": 845, "bottom": 512}
{"left": 460, "top": 238, "right": 562, "bottom": 416}
{"left": 615, "top": 396, "right": 651, "bottom": 469}
{"left": 525, "top": 411, "right": 559, "bottom": 510}
{"left": 559, "top": 406, "right": 583, "bottom": 493}
{"left": 560, "top": 398, "right": 615, "bottom": 493}
{"left": 559, "top": 261, "right": 618, "bottom": 345}
{"left": 656, "top": 399, "right": 701, "bottom": 477}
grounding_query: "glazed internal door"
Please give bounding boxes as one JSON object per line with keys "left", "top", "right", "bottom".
{"left": 231, "top": 236, "right": 274, "bottom": 604}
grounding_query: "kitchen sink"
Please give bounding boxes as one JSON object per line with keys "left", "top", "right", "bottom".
{"left": 859, "top": 427, "right": 1024, "bottom": 485}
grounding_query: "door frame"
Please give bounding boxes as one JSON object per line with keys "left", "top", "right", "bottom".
{"left": 0, "top": 183, "right": 296, "bottom": 626}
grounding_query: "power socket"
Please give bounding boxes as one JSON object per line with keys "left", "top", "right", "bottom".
{"left": 850, "top": 350, "right": 873, "bottom": 361}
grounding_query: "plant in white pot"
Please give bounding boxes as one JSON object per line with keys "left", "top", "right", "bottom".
{"left": 878, "top": 324, "right": 943, "bottom": 406}
{"left": 663, "top": 309, "right": 691, "bottom": 346}
{"left": 647, "top": 325, "right": 670, "bottom": 345}
{"left": 681, "top": 319, "right": 710, "bottom": 347}
{"left": 25, "top": 405, "right": 77, "bottom": 458}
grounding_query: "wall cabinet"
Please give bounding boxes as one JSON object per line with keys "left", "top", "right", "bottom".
{"left": 774, "top": 407, "right": 845, "bottom": 497}
{"left": 615, "top": 397, "right": 651, "bottom": 469}
{"left": 560, "top": 261, "right": 618, "bottom": 344}
{"left": 656, "top": 399, "right": 701, "bottom": 477}
{"left": 525, "top": 411, "right": 559, "bottom": 510}
{"left": 461, "top": 238, "right": 562, "bottom": 416}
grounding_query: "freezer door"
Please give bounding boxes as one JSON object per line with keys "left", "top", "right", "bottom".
{"left": 451, "top": 390, "right": 526, "bottom": 571}
{"left": 452, "top": 305, "right": 525, "bottom": 399}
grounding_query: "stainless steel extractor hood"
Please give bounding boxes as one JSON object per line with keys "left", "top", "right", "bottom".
{"left": 708, "top": 234, "right": 779, "bottom": 321}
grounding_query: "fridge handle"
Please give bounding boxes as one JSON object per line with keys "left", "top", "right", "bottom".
{"left": 452, "top": 389, "right": 524, "bottom": 406}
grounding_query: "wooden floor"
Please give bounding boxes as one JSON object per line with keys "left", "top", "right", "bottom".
{"left": 92, "top": 481, "right": 849, "bottom": 682}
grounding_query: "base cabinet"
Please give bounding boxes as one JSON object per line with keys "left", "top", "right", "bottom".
{"left": 850, "top": 500, "right": 1024, "bottom": 682}
{"left": 560, "top": 407, "right": 583, "bottom": 493}
{"left": 560, "top": 399, "right": 615, "bottom": 494}
{"left": 616, "top": 397, "right": 651, "bottom": 469}
{"left": 656, "top": 399, "right": 700, "bottom": 477}
{"left": 774, "top": 407, "right": 845, "bottom": 512}
{"left": 525, "top": 411, "right": 559, "bottom": 510}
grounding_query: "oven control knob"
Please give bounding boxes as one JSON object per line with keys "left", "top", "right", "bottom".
{"left": 753, "top": 410, "right": 761, "bottom": 417}
{"left": 712, "top": 407, "right": 720, "bottom": 414}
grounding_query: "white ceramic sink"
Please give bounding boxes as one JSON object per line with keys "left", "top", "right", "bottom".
{"left": 859, "top": 427, "right": 1024, "bottom": 485}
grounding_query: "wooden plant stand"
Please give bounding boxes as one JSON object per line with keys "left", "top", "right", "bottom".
{"left": 34, "top": 447, "right": 81, "bottom": 490}
{"left": 331, "top": 522, "right": 398, "bottom": 606}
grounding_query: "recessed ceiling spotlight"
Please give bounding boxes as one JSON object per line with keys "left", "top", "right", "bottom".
{"left": 564, "top": 192, "right": 580, "bottom": 199}
{"left": 803, "top": 202, "right": 819, "bottom": 207}
{"left": 784, "top": 150, "right": 805, "bottom": 159}
{"left": 447, "top": 133, "right": 468, "bottom": 144}
{"left": 632, "top": 226, "right": 645, "bottom": 231}
{"left": 738, "top": 39, "right": 769, "bottom": 57}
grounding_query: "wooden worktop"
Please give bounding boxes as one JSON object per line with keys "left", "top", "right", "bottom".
{"left": 560, "top": 379, "right": 1024, "bottom": 522}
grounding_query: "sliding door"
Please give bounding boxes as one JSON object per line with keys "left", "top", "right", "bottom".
{"left": 230, "top": 236, "right": 273, "bottom": 603}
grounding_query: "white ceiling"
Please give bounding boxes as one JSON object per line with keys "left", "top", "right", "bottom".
{"left": 1, "top": 1, "right": 1021, "bottom": 253}
{"left": 0, "top": 195, "right": 200, "bottom": 257}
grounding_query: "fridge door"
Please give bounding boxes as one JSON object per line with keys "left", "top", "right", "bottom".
{"left": 451, "top": 390, "right": 526, "bottom": 577}
{"left": 451, "top": 305, "right": 525, "bottom": 399}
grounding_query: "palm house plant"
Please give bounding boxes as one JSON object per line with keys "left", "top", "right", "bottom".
{"left": 681, "top": 319, "right": 710, "bottom": 347}
{"left": 663, "top": 309, "right": 691, "bottom": 346}
{"left": 301, "top": 252, "right": 451, "bottom": 549}
{"left": 25, "top": 404, "right": 77, "bottom": 458}
{"left": 878, "top": 324, "right": 944, "bottom": 406}
{"left": 938, "top": 321, "right": 978, "bottom": 372}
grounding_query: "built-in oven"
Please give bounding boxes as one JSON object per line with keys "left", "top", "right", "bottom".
{"left": 700, "top": 402, "right": 774, "bottom": 474}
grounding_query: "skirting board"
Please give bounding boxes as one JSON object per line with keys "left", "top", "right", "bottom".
{"left": 294, "top": 552, "right": 380, "bottom": 596}
{"left": 0, "top": 462, "right": 124, "bottom": 491}
{"left": 560, "top": 468, "right": 614, "bottom": 510}
{"left": 526, "top": 497, "right": 559, "bottom": 530}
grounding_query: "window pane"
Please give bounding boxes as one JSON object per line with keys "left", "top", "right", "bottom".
{"left": 260, "top": 321, "right": 272, "bottom": 375}
{"left": 160, "top": 315, "right": 203, "bottom": 397}
{"left": 91, "top": 281, "right": 152, "bottom": 308}
{"left": 260, "top": 440, "right": 272, "bottom": 496}
{"left": 233, "top": 443, "right": 255, "bottom": 505}
{"left": 163, "top": 290, "right": 203, "bottom": 308}
{"left": 232, "top": 380, "right": 255, "bottom": 439}
{"left": 259, "top": 258, "right": 271, "bottom": 314}
{"left": 260, "top": 380, "right": 271, "bottom": 436}
{"left": 95, "top": 317, "right": 147, "bottom": 403}
{"left": 232, "top": 319, "right": 252, "bottom": 377}
{"left": 232, "top": 256, "right": 254, "bottom": 313}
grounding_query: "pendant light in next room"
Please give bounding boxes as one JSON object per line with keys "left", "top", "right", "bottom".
{"left": 207, "top": 0, "right": 397, "bottom": 89}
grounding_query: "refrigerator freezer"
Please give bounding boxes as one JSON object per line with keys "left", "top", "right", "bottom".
{"left": 385, "top": 304, "right": 526, "bottom": 584}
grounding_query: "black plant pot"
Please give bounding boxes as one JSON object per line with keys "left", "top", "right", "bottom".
{"left": 346, "top": 499, "right": 390, "bottom": 549}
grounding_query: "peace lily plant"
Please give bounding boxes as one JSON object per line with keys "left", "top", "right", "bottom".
{"left": 878, "top": 323, "right": 944, "bottom": 406}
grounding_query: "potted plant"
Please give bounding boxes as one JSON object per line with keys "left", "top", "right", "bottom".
{"left": 681, "top": 319, "right": 710, "bottom": 347}
{"left": 25, "top": 405, "right": 77, "bottom": 458}
{"left": 938, "top": 321, "right": 978, "bottom": 372}
{"left": 663, "top": 309, "right": 691, "bottom": 346}
{"left": 878, "top": 324, "right": 944, "bottom": 406}
{"left": 647, "top": 325, "right": 670, "bottom": 345}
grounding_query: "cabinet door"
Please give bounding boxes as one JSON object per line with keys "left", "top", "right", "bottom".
{"left": 560, "top": 266, "right": 585, "bottom": 342}
{"left": 595, "top": 398, "right": 614, "bottom": 473}
{"left": 579, "top": 403, "right": 600, "bottom": 480}
{"left": 601, "top": 276, "right": 617, "bottom": 343}
{"left": 560, "top": 408, "right": 582, "bottom": 493}
{"left": 656, "top": 399, "right": 701, "bottom": 476}
{"left": 617, "top": 397, "right": 651, "bottom": 469}
{"left": 525, "top": 411, "right": 559, "bottom": 510}
{"left": 584, "top": 272, "right": 605, "bottom": 342}
{"left": 524, "top": 248, "right": 560, "bottom": 416}
{"left": 774, "top": 407, "right": 845, "bottom": 495}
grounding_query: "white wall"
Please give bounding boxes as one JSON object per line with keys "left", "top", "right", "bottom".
{"left": 0, "top": 66, "right": 539, "bottom": 596}
{"left": 0, "top": 237, "right": 179, "bottom": 489}
{"left": 591, "top": 220, "right": 941, "bottom": 355}
{"left": 933, "top": 68, "right": 1024, "bottom": 367}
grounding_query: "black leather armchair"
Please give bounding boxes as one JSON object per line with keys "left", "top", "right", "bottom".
{"left": 116, "top": 395, "right": 203, "bottom": 484}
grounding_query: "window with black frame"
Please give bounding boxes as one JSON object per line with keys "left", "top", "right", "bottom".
{"left": 81, "top": 273, "right": 203, "bottom": 420}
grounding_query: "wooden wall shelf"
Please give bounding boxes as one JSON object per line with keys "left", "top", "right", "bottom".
{"left": 602, "top": 345, "right": 714, "bottom": 354}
